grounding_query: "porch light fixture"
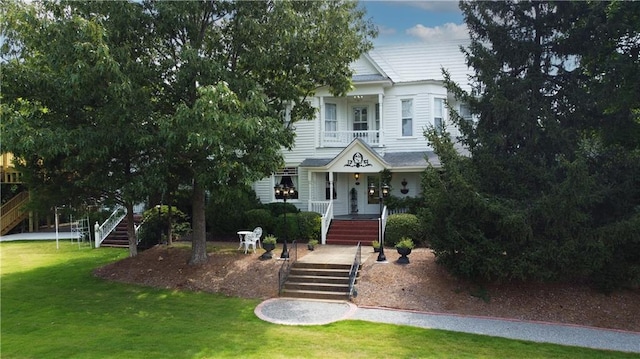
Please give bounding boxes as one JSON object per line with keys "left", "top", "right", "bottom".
{"left": 274, "top": 176, "right": 297, "bottom": 259}
{"left": 354, "top": 172, "right": 360, "bottom": 185}
{"left": 368, "top": 180, "right": 390, "bottom": 262}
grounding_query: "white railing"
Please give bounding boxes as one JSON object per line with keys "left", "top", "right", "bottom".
{"left": 309, "top": 200, "right": 330, "bottom": 215}
{"left": 94, "top": 206, "right": 126, "bottom": 248}
{"left": 380, "top": 205, "right": 388, "bottom": 245}
{"left": 320, "top": 201, "right": 333, "bottom": 245}
{"left": 388, "top": 207, "right": 409, "bottom": 215}
{"left": 322, "top": 130, "right": 380, "bottom": 147}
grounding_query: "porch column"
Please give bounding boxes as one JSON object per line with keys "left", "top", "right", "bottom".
{"left": 307, "top": 170, "right": 313, "bottom": 211}
{"left": 318, "top": 96, "right": 324, "bottom": 148}
{"left": 378, "top": 93, "right": 384, "bottom": 146}
{"left": 329, "top": 171, "right": 334, "bottom": 202}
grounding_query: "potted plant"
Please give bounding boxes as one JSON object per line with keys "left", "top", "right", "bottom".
{"left": 260, "top": 235, "right": 277, "bottom": 260}
{"left": 395, "top": 237, "right": 414, "bottom": 264}
{"left": 307, "top": 239, "right": 318, "bottom": 251}
{"left": 372, "top": 240, "right": 381, "bottom": 253}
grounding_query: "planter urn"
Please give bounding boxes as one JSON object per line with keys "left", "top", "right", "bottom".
{"left": 260, "top": 243, "right": 276, "bottom": 260}
{"left": 396, "top": 247, "right": 412, "bottom": 264}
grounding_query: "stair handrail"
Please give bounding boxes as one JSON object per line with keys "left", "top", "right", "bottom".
{"left": 1, "top": 191, "right": 29, "bottom": 235}
{"left": 278, "top": 240, "right": 298, "bottom": 294}
{"left": 348, "top": 241, "right": 362, "bottom": 300}
{"left": 380, "top": 205, "right": 388, "bottom": 245}
{"left": 320, "top": 201, "right": 333, "bottom": 245}
{"left": 94, "top": 206, "right": 126, "bottom": 248}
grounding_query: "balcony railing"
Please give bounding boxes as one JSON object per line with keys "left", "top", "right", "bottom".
{"left": 322, "top": 130, "right": 381, "bottom": 147}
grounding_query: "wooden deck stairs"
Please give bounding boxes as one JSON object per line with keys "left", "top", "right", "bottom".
{"left": 100, "top": 214, "right": 142, "bottom": 248}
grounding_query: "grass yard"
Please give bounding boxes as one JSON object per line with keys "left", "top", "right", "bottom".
{"left": 1, "top": 241, "right": 637, "bottom": 359}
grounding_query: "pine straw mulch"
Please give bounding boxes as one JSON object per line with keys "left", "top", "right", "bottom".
{"left": 93, "top": 242, "right": 640, "bottom": 332}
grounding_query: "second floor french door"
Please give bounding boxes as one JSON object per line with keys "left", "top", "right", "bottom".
{"left": 353, "top": 106, "right": 368, "bottom": 132}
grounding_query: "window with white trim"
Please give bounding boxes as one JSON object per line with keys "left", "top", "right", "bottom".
{"left": 353, "top": 106, "right": 368, "bottom": 131}
{"left": 460, "top": 104, "right": 472, "bottom": 123}
{"left": 401, "top": 99, "right": 413, "bottom": 137}
{"left": 434, "top": 98, "right": 445, "bottom": 135}
{"left": 325, "top": 103, "right": 337, "bottom": 134}
{"left": 274, "top": 167, "right": 299, "bottom": 200}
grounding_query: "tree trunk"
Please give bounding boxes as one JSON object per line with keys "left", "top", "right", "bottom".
{"left": 189, "top": 180, "right": 208, "bottom": 265}
{"left": 126, "top": 203, "right": 138, "bottom": 257}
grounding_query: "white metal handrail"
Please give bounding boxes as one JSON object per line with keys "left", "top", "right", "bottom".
{"left": 320, "top": 201, "right": 333, "bottom": 245}
{"left": 94, "top": 206, "right": 126, "bottom": 248}
{"left": 380, "top": 205, "right": 388, "bottom": 245}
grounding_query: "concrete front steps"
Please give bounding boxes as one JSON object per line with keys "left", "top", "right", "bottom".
{"left": 280, "top": 262, "right": 359, "bottom": 301}
{"left": 326, "top": 219, "right": 378, "bottom": 246}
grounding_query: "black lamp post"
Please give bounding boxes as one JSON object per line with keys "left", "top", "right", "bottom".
{"left": 274, "top": 178, "right": 296, "bottom": 259}
{"left": 369, "top": 180, "right": 390, "bottom": 262}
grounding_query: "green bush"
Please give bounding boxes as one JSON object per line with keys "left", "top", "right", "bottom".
{"left": 206, "top": 186, "right": 263, "bottom": 234}
{"left": 384, "top": 213, "right": 421, "bottom": 247}
{"left": 245, "top": 209, "right": 275, "bottom": 235}
{"left": 297, "top": 211, "right": 321, "bottom": 241}
{"left": 274, "top": 213, "right": 298, "bottom": 241}
{"left": 138, "top": 205, "right": 190, "bottom": 249}
{"left": 265, "top": 202, "right": 299, "bottom": 217}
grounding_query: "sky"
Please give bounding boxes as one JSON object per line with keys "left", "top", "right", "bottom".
{"left": 360, "top": 1, "right": 468, "bottom": 45}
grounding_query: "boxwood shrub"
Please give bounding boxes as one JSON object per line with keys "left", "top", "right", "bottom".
{"left": 385, "top": 213, "right": 420, "bottom": 247}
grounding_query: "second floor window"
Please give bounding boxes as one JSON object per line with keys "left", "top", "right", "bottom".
{"left": 401, "top": 99, "right": 413, "bottom": 136}
{"left": 353, "top": 106, "right": 368, "bottom": 132}
{"left": 325, "top": 103, "right": 337, "bottom": 133}
{"left": 434, "top": 98, "right": 445, "bottom": 134}
{"left": 460, "top": 104, "right": 472, "bottom": 123}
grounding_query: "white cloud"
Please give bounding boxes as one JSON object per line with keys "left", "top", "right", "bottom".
{"left": 376, "top": 24, "right": 397, "bottom": 36}
{"left": 406, "top": 22, "right": 469, "bottom": 42}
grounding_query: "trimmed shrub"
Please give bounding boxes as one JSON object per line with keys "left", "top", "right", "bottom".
{"left": 265, "top": 202, "right": 299, "bottom": 217}
{"left": 245, "top": 209, "right": 275, "bottom": 235}
{"left": 385, "top": 213, "right": 421, "bottom": 247}
{"left": 297, "top": 211, "right": 322, "bottom": 241}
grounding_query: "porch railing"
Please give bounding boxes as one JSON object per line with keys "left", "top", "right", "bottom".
{"left": 309, "top": 200, "right": 330, "bottom": 215}
{"left": 0, "top": 191, "right": 29, "bottom": 235}
{"left": 320, "top": 201, "right": 333, "bottom": 245}
{"left": 348, "top": 242, "right": 362, "bottom": 300}
{"left": 94, "top": 206, "right": 126, "bottom": 248}
{"left": 321, "top": 130, "right": 381, "bottom": 147}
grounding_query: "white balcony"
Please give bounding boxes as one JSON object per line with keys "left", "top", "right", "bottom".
{"left": 321, "top": 130, "right": 381, "bottom": 147}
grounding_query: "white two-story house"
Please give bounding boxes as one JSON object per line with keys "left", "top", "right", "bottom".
{"left": 252, "top": 39, "right": 473, "bottom": 244}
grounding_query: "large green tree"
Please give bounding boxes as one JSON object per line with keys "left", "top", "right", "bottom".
{"left": 1, "top": 0, "right": 159, "bottom": 256}
{"left": 423, "top": 1, "right": 639, "bottom": 289}
{"left": 2, "top": 0, "right": 375, "bottom": 263}
{"left": 147, "top": 0, "right": 376, "bottom": 264}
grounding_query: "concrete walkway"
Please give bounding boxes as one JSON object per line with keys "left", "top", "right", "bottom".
{"left": 257, "top": 245, "right": 640, "bottom": 354}
{"left": 255, "top": 298, "right": 640, "bottom": 354}
{"left": 0, "top": 231, "right": 79, "bottom": 241}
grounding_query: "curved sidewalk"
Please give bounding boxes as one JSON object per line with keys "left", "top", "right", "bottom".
{"left": 255, "top": 298, "right": 640, "bottom": 354}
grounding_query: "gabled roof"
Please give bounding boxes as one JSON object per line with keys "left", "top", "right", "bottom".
{"left": 299, "top": 139, "right": 441, "bottom": 171}
{"left": 365, "top": 39, "right": 471, "bottom": 86}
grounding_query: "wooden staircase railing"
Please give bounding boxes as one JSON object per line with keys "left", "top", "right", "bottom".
{"left": 1, "top": 191, "right": 29, "bottom": 235}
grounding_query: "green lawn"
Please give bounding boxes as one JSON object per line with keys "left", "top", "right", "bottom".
{"left": 1, "top": 241, "right": 637, "bottom": 359}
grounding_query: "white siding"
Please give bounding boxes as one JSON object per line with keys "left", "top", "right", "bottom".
{"left": 351, "top": 57, "right": 379, "bottom": 75}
